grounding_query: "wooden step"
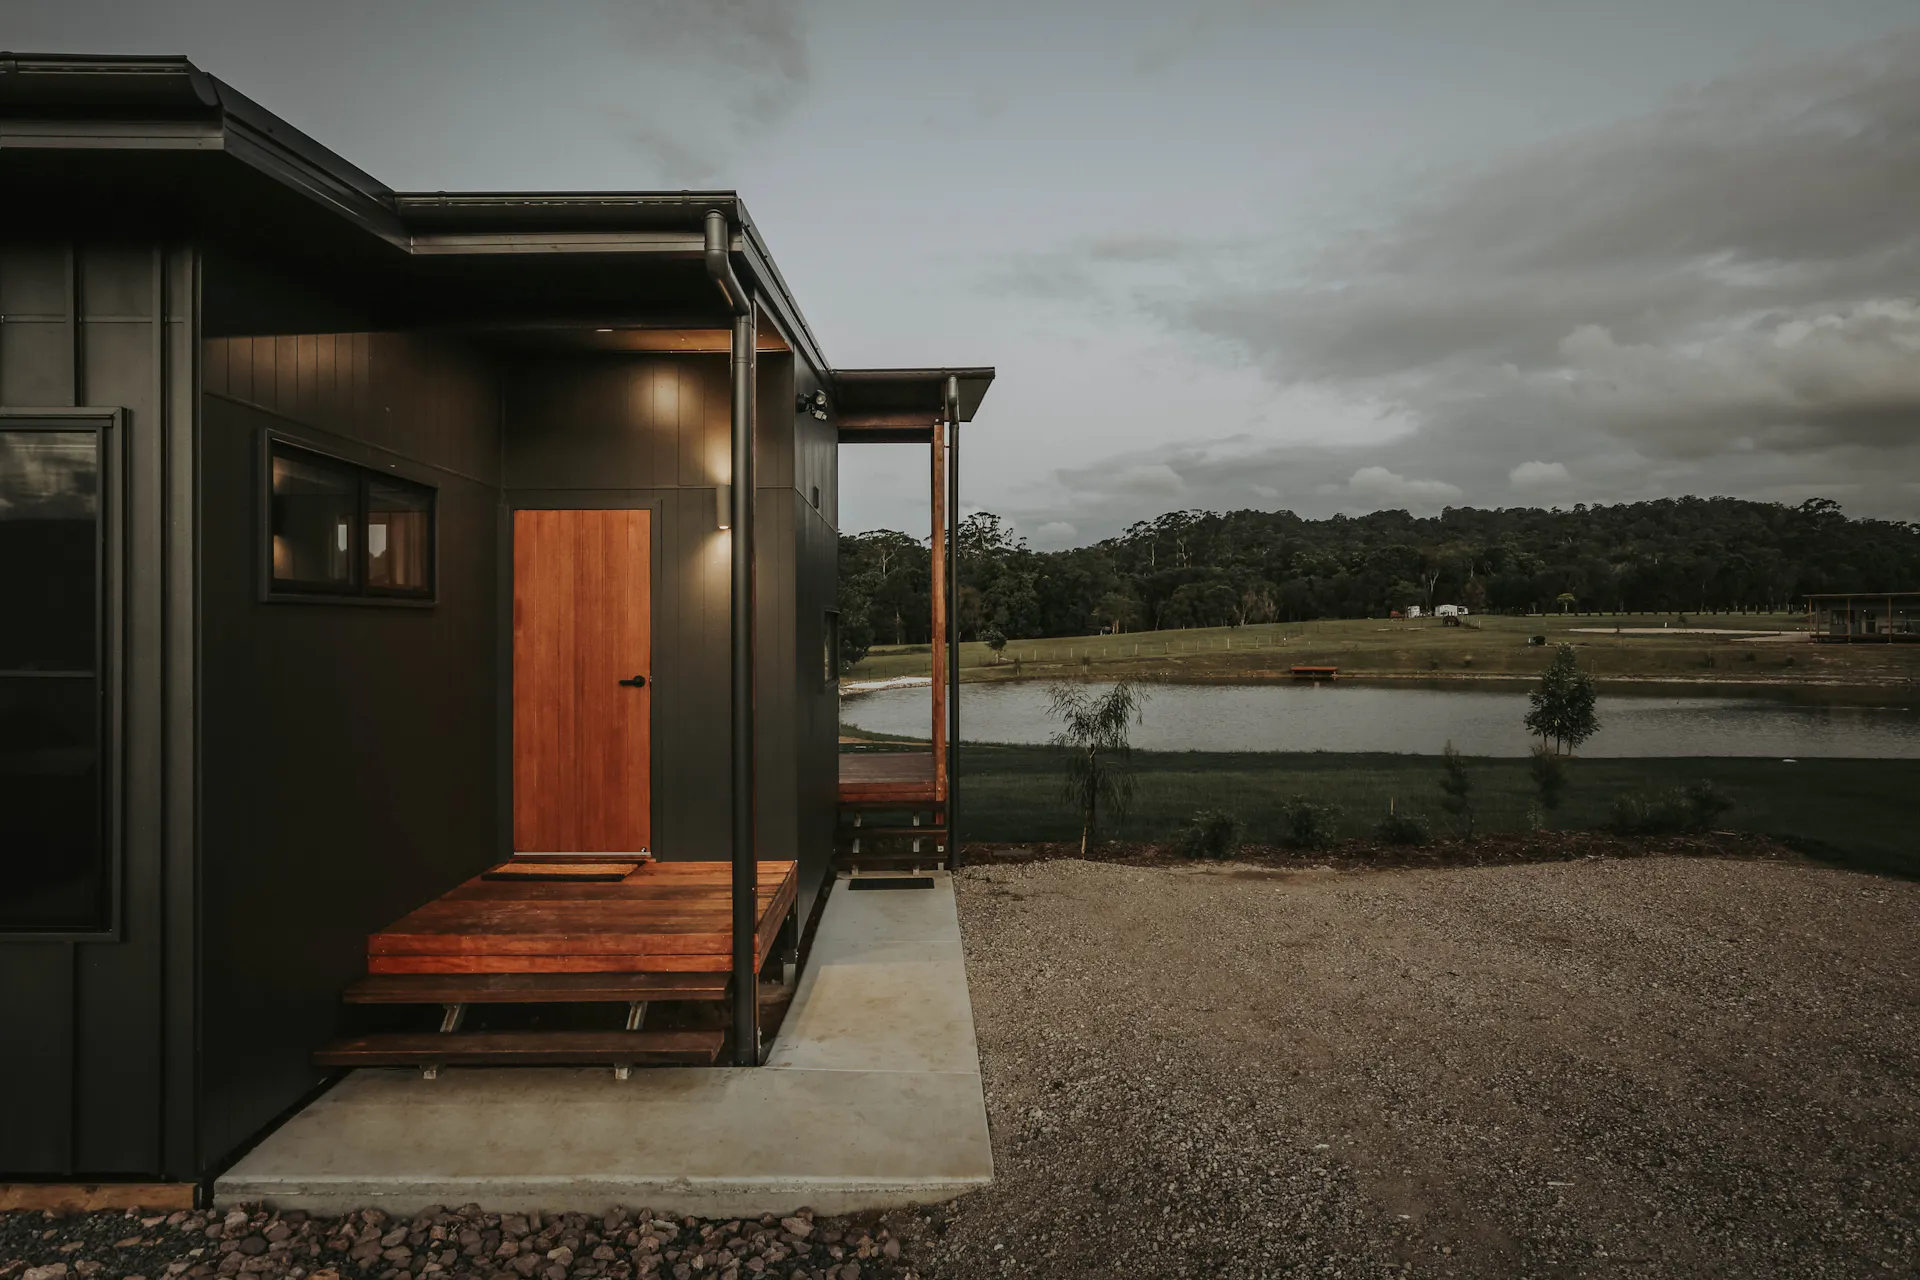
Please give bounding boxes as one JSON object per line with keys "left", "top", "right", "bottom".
{"left": 834, "top": 826, "right": 948, "bottom": 839}
{"left": 836, "top": 799, "right": 946, "bottom": 815}
{"left": 314, "top": 1029, "right": 725, "bottom": 1068}
{"left": 833, "top": 852, "right": 950, "bottom": 874}
{"left": 343, "top": 972, "right": 729, "bottom": 1005}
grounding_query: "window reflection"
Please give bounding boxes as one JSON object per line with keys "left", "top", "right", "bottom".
{"left": 0, "top": 430, "right": 98, "bottom": 671}
{"left": 367, "top": 477, "right": 432, "bottom": 591}
{"left": 270, "top": 447, "right": 357, "bottom": 587}
{"left": 0, "top": 427, "right": 105, "bottom": 931}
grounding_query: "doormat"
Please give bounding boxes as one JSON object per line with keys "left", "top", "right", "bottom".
{"left": 481, "top": 860, "right": 644, "bottom": 882}
{"left": 847, "top": 876, "right": 937, "bottom": 890}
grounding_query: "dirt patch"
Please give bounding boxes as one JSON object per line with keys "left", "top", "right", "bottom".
{"left": 896, "top": 855, "right": 1920, "bottom": 1278}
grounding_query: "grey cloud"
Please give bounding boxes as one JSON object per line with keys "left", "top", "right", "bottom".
{"left": 609, "top": 0, "right": 812, "bottom": 184}
{"left": 1171, "top": 28, "right": 1920, "bottom": 384}
{"left": 1132, "top": 1, "right": 1318, "bottom": 75}
{"left": 997, "top": 26, "right": 1920, "bottom": 536}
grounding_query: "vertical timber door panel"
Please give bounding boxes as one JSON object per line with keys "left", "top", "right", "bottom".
{"left": 513, "top": 509, "right": 652, "bottom": 853}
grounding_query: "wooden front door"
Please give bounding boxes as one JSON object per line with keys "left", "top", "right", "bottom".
{"left": 512, "top": 508, "right": 652, "bottom": 853}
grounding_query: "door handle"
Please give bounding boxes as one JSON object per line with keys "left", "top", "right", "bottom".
{"left": 619, "top": 675, "right": 648, "bottom": 688}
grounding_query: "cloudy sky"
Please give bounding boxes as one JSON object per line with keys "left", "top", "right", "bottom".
{"left": 13, "top": 0, "right": 1920, "bottom": 544}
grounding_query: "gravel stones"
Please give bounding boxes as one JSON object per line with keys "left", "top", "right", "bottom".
{"left": 901, "top": 854, "right": 1920, "bottom": 1278}
{"left": 2, "top": 1207, "right": 917, "bottom": 1280}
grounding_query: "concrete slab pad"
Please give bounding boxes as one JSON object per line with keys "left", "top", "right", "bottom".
{"left": 216, "top": 873, "right": 993, "bottom": 1216}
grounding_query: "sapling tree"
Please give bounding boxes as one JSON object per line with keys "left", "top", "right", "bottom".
{"left": 1525, "top": 643, "right": 1600, "bottom": 755}
{"left": 1437, "top": 740, "right": 1475, "bottom": 839}
{"left": 984, "top": 626, "right": 1007, "bottom": 664}
{"left": 1528, "top": 745, "right": 1568, "bottom": 823}
{"left": 1047, "top": 679, "right": 1146, "bottom": 857}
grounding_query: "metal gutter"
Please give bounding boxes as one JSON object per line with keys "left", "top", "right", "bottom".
{"left": 407, "top": 231, "right": 708, "bottom": 255}
{"left": 0, "top": 52, "right": 220, "bottom": 109}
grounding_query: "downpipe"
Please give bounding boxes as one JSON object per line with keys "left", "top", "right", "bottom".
{"left": 707, "top": 209, "right": 760, "bottom": 1065}
{"left": 945, "top": 375, "right": 962, "bottom": 872}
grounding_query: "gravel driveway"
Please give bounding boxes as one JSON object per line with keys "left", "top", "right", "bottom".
{"left": 910, "top": 856, "right": 1919, "bottom": 1279}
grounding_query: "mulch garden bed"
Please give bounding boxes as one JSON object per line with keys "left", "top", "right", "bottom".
{"left": 960, "top": 827, "right": 1802, "bottom": 872}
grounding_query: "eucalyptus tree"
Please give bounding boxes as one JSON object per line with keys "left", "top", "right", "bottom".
{"left": 1047, "top": 679, "right": 1147, "bottom": 857}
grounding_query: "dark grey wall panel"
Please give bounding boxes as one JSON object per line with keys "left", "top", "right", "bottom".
{"left": 754, "top": 485, "right": 798, "bottom": 866}
{"left": 206, "top": 331, "right": 500, "bottom": 486}
{"left": 792, "top": 497, "right": 839, "bottom": 915}
{"left": 73, "top": 248, "right": 166, "bottom": 1173}
{"left": 755, "top": 356, "right": 794, "bottom": 494}
{"left": 501, "top": 350, "right": 833, "bottom": 922}
{"left": 0, "top": 240, "right": 196, "bottom": 1178}
{"left": 161, "top": 245, "right": 200, "bottom": 1178}
{"left": 505, "top": 355, "right": 725, "bottom": 493}
{"left": 0, "top": 942, "right": 75, "bottom": 1171}
{"left": 502, "top": 350, "right": 737, "bottom": 864}
{"left": 793, "top": 359, "right": 837, "bottom": 530}
{"left": 197, "top": 383, "right": 500, "bottom": 1167}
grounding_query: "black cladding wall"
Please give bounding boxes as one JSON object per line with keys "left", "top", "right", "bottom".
{"left": 0, "top": 242, "right": 199, "bottom": 1178}
{"left": 195, "top": 328, "right": 502, "bottom": 1169}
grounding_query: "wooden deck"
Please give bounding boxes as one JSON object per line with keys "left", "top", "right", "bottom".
{"left": 838, "top": 750, "right": 940, "bottom": 805}
{"left": 366, "top": 860, "right": 799, "bottom": 976}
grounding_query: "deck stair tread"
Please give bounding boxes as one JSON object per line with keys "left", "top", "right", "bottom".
{"left": 833, "top": 853, "right": 952, "bottom": 873}
{"left": 343, "top": 972, "right": 728, "bottom": 1004}
{"left": 365, "top": 860, "right": 797, "bottom": 976}
{"left": 313, "top": 1029, "right": 724, "bottom": 1067}
{"left": 838, "top": 751, "right": 942, "bottom": 804}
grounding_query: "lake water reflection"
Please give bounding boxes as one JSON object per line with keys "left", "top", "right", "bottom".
{"left": 841, "top": 680, "right": 1920, "bottom": 758}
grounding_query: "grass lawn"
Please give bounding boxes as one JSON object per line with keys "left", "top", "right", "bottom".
{"left": 947, "top": 744, "right": 1919, "bottom": 875}
{"left": 847, "top": 612, "right": 1920, "bottom": 686}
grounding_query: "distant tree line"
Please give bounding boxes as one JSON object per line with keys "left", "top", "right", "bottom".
{"left": 836, "top": 497, "right": 1920, "bottom": 666}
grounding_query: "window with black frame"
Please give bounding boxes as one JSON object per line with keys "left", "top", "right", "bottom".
{"left": 268, "top": 440, "right": 435, "bottom": 600}
{"left": 0, "top": 425, "right": 107, "bottom": 932}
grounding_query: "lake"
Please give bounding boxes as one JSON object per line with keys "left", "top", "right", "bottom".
{"left": 840, "top": 680, "right": 1920, "bottom": 758}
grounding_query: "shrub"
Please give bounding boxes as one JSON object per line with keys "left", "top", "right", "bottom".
{"left": 1528, "top": 745, "right": 1568, "bottom": 810}
{"left": 1436, "top": 741, "right": 1475, "bottom": 839}
{"left": 1374, "top": 809, "right": 1430, "bottom": 846}
{"left": 1176, "top": 808, "right": 1243, "bottom": 860}
{"left": 1278, "top": 796, "right": 1340, "bottom": 850}
{"left": 1610, "top": 781, "right": 1734, "bottom": 835}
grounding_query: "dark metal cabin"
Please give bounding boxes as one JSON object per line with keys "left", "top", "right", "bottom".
{"left": 0, "top": 53, "right": 990, "bottom": 1189}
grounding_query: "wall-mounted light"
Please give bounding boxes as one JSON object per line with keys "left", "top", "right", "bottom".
{"left": 595, "top": 327, "right": 614, "bottom": 334}
{"left": 715, "top": 483, "right": 731, "bottom": 530}
{"left": 795, "top": 389, "right": 829, "bottom": 420}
